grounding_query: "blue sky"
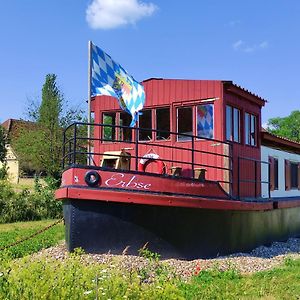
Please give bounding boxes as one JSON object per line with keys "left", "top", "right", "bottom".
{"left": 0, "top": 0, "right": 299, "bottom": 124}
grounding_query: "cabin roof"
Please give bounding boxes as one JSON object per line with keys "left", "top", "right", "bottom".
{"left": 222, "top": 81, "right": 266, "bottom": 106}
{"left": 261, "top": 129, "right": 300, "bottom": 155}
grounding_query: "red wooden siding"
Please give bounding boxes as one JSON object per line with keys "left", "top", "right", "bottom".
{"left": 92, "top": 79, "right": 224, "bottom": 138}
{"left": 223, "top": 84, "right": 264, "bottom": 198}
{"left": 91, "top": 79, "right": 265, "bottom": 198}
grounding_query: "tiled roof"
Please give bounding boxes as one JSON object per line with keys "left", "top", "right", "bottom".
{"left": 1, "top": 119, "right": 36, "bottom": 141}
{"left": 261, "top": 129, "right": 300, "bottom": 154}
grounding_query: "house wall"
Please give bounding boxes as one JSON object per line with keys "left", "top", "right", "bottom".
{"left": 261, "top": 145, "right": 300, "bottom": 198}
{"left": 6, "top": 159, "right": 19, "bottom": 184}
{"left": 1, "top": 144, "right": 19, "bottom": 184}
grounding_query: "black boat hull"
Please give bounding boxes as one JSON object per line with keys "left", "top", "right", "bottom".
{"left": 63, "top": 199, "right": 300, "bottom": 259}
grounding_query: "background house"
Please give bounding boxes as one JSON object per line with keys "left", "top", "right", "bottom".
{"left": 1, "top": 119, "right": 37, "bottom": 184}
{"left": 0, "top": 144, "right": 19, "bottom": 183}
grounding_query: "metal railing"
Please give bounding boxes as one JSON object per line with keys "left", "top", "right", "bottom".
{"left": 62, "top": 122, "right": 234, "bottom": 195}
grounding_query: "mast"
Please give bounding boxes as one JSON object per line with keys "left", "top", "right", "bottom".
{"left": 87, "top": 40, "right": 92, "bottom": 165}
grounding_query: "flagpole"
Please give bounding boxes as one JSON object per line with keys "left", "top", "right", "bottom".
{"left": 87, "top": 40, "right": 92, "bottom": 165}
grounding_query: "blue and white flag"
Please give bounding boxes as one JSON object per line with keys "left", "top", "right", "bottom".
{"left": 91, "top": 43, "right": 145, "bottom": 127}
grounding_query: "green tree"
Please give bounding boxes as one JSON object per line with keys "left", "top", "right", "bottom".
{"left": 0, "top": 126, "right": 7, "bottom": 179}
{"left": 0, "top": 126, "right": 6, "bottom": 163}
{"left": 38, "top": 74, "right": 63, "bottom": 178}
{"left": 266, "top": 110, "right": 300, "bottom": 143}
{"left": 14, "top": 74, "right": 83, "bottom": 180}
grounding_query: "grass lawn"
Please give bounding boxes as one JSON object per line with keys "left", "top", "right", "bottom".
{"left": 180, "top": 261, "right": 300, "bottom": 299}
{"left": 0, "top": 219, "right": 64, "bottom": 260}
{"left": 1, "top": 220, "right": 300, "bottom": 299}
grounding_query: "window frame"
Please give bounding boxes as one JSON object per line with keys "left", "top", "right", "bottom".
{"left": 155, "top": 107, "right": 171, "bottom": 141}
{"left": 176, "top": 106, "right": 193, "bottom": 141}
{"left": 269, "top": 156, "right": 279, "bottom": 191}
{"left": 118, "top": 111, "right": 133, "bottom": 142}
{"left": 285, "top": 160, "right": 300, "bottom": 190}
{"left": 226, "top": 105, "right": 241, "bottom": 143}
{"left": 138, "top": 109, "right": 153, "bottom": 141}
{"left": 245, "top": 112, "right": 258, "bottom": 147}
{"left": 102, "top": 112, "right": 116, "bottom": 142}
{"left": 290, "top": 162, "right": 299, "bottom": 189}
{"left": 274, "top": 158, "right": 279, "bottom": 190}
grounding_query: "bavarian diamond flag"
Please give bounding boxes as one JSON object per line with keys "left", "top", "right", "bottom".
{"left": 91, "top": 43, "right": 145, "bottom": 127}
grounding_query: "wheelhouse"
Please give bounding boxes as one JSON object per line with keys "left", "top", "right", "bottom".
{"left": 63, "top": 79, "right": 278, "bottom": 200}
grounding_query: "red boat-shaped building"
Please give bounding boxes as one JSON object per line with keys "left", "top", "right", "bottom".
{"left": 55, "top": 79, "right": 300, "bottom": 258}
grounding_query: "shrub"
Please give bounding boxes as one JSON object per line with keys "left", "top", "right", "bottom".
{"left": 0, "top": 163, "right": 8, "bottom": 180}
{"left": 0, "top": 178, "right": 62, "bottom": 223}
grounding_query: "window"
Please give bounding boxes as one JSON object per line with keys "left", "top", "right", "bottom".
{"left": 139, "top": 110, "right": 152, "bottom": 141}
{"left": 197, "top": 104, "right": 214, "bottom": 139}
{"left": 274, "top": 158, "right": 279, "bottom": 190}
{"left": 103, "top": 112, "right": 116, "bottom": 141}
{"left": 119, "top": 112, "right": 132, "bottom": 141}
{"left": 269, "top": 156, "right": 279, "bottom": 191}
{"left": 245, "top": 113, "right": 249, "bottom": 145}
{"left": 233, "top": 108, "right": 240, "bottom": 142}
{"left": 245, "top": 113, "right": 257, "bottom": 146}
{"left": 226, "top": 106, "right": 232, "bottom": 141}
{"left": 291, "top": 162, "right": 299, "bottom": 189}
{"left": 226, "top": 105, "right": 240, "bottom": 142}
{"left": 156, "top": 108, "right": 170, "bottom": 140}
{"left": 285, "top": 160, "right": 300, "bottom": 190}
{"left": 177, "top": 107, "right": 193, "bottom": 141}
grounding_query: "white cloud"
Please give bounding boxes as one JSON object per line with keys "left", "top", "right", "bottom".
{"left": 244, "top": 46, "right": 255, "bottom": 53}
{"left": 233, "top": 40, "right": 244, "bottom": 50}
{"left": 228, "top": 20, "right": 241, "bottom": 27}
{"left": 259, "top": 41, "right": 269, "bottom": 49}
{"left": 86, "top": 0, "right": 157, "bottom": 29}
{"left": 232, "top": 40, "right": 269, "bottom": 53}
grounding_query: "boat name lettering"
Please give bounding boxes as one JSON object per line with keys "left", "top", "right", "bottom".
{"left": 105, "top": 173, "right": 151, "bottom": 190}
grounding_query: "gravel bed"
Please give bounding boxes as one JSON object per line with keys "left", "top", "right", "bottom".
{"left": 32, "top": 238, "right": 300, "bottom": 278}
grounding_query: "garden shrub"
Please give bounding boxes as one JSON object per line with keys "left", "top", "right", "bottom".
{"left": 0, "top": 178, "right": 62, "bottom": 223}
{"left": 0, "top": 163, "right": 7, "bottom": 180}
